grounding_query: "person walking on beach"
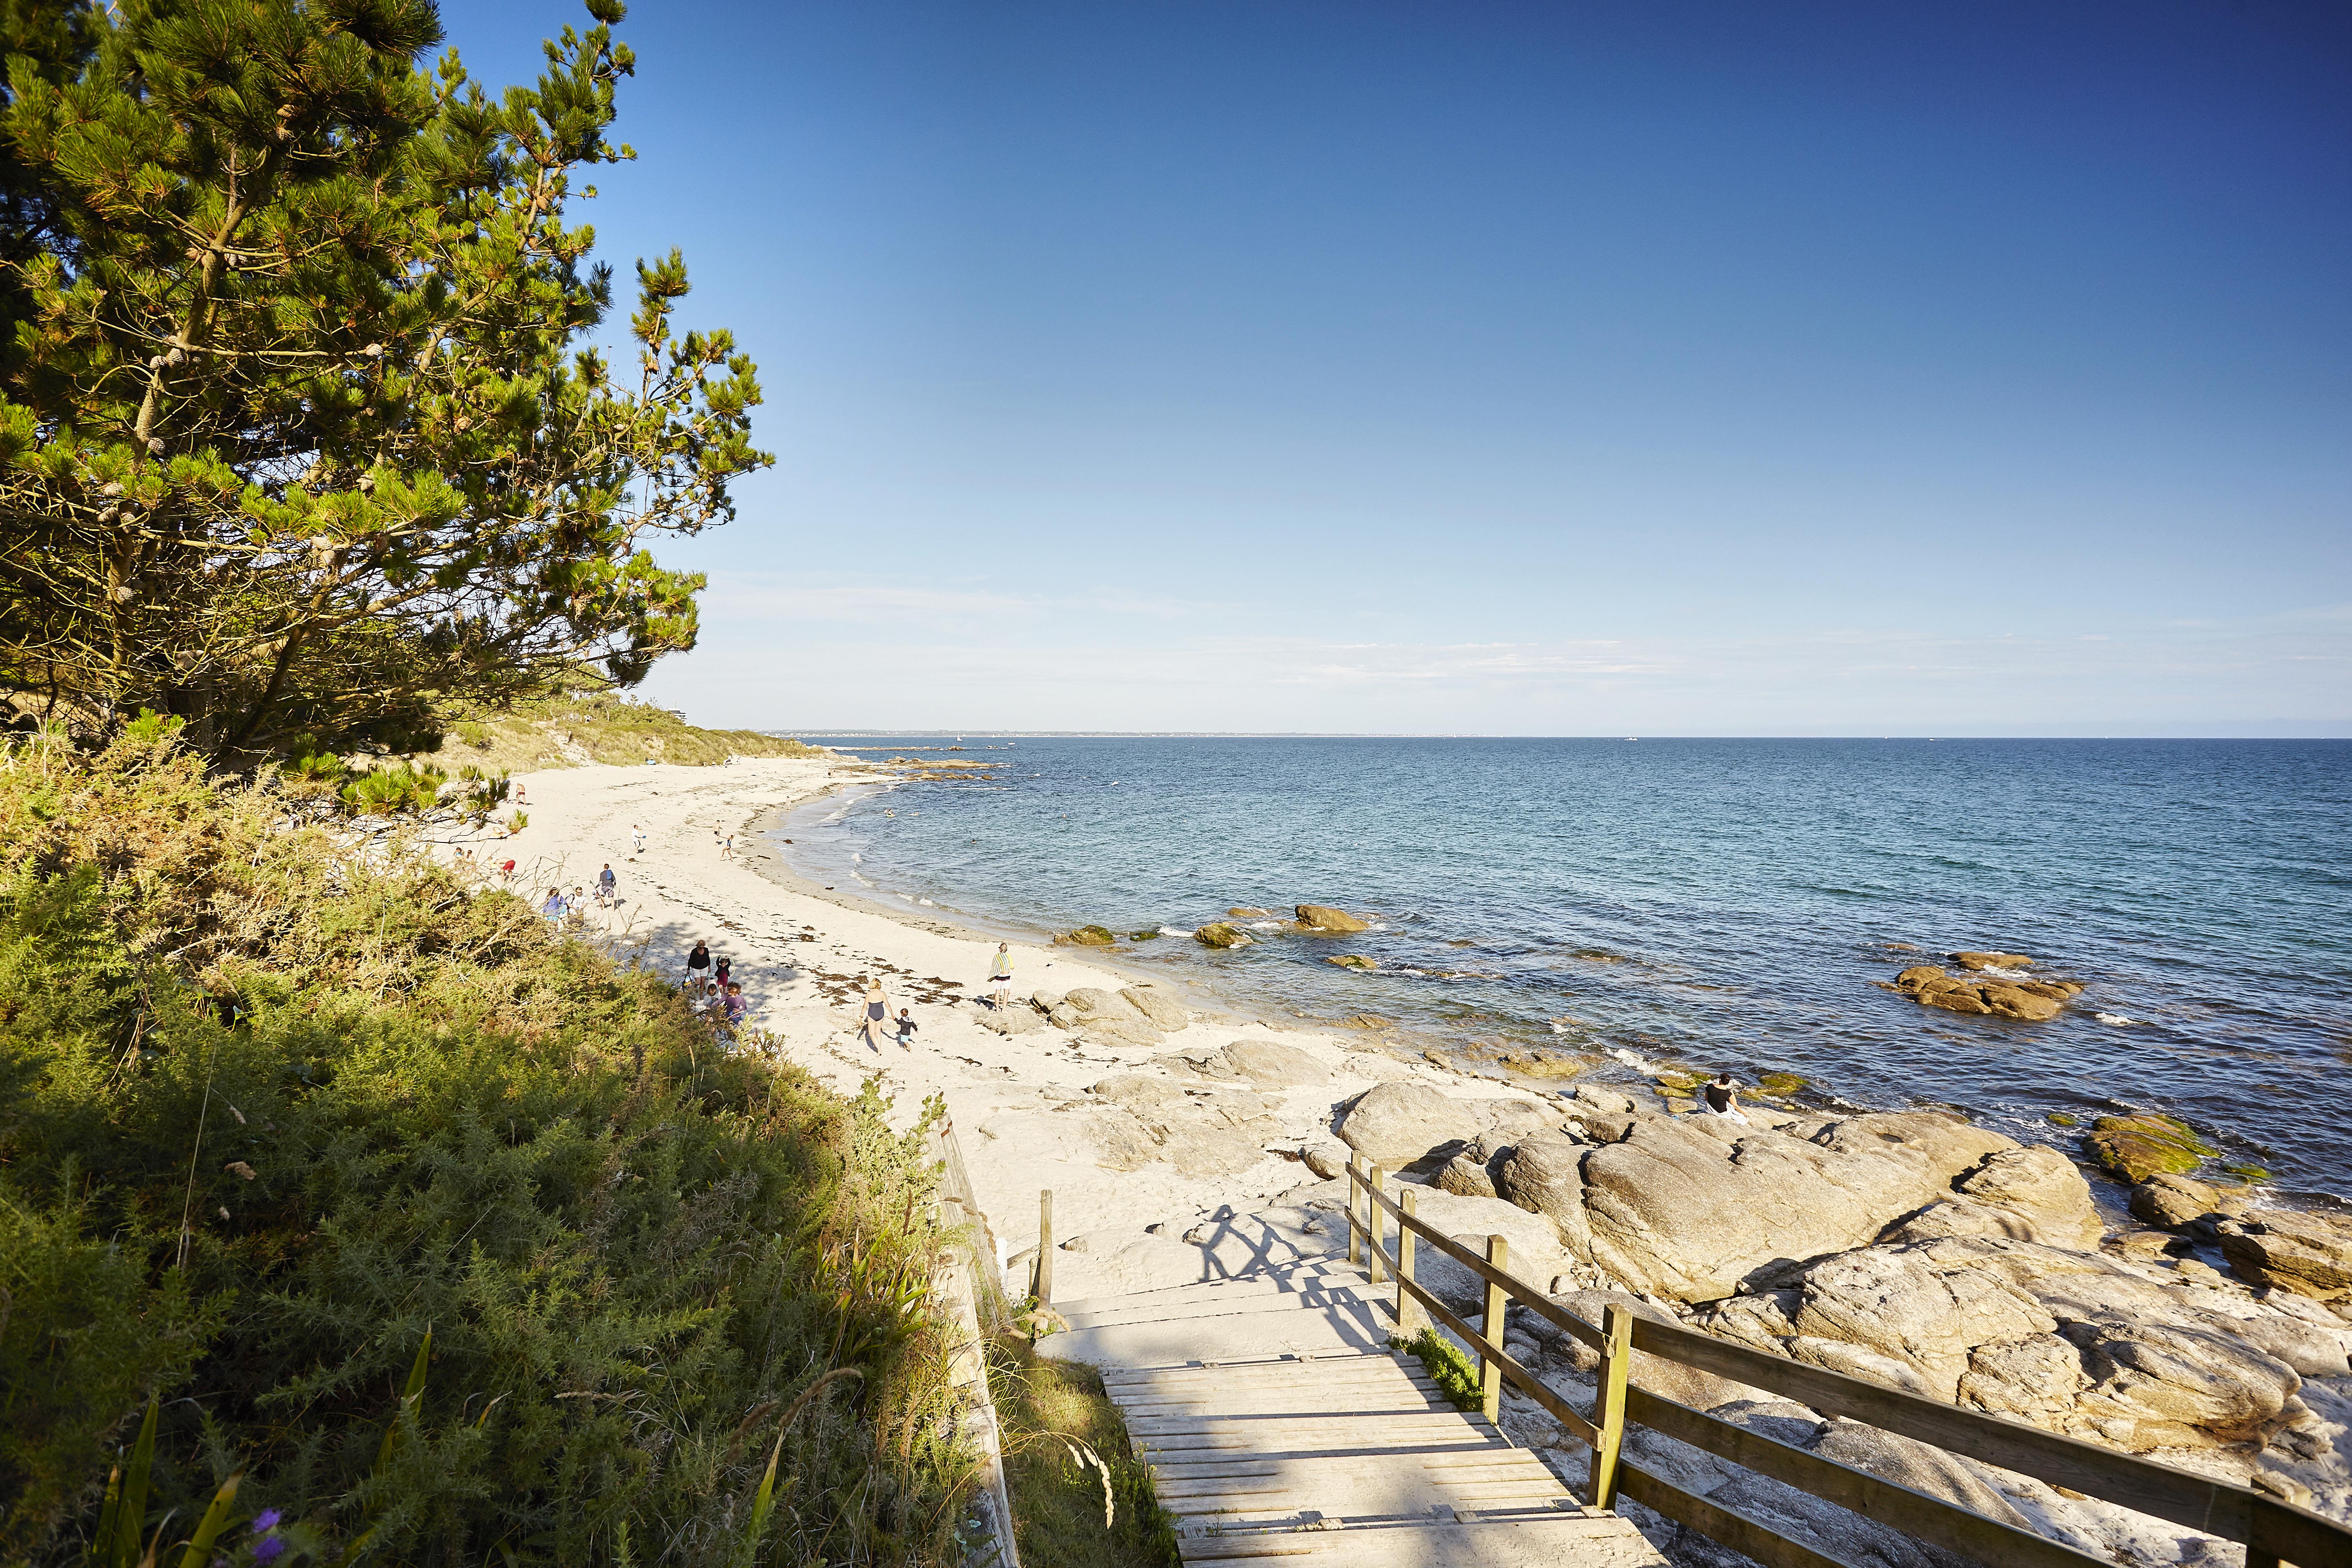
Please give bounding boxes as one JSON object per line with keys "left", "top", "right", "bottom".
{"left": 631, "top": 824, "right": 646, "bottom": 857}
{"left": 713, "top": 956, "right": 733, "bottom": 995}
{"left": 597, "top": 864, "right": 617, "bottom": 908}
{"left": 1700, "top": 1073, "right": 1750, "bottom": 1126}
{"left": 684, "top": 939, "right": 712, "bottom": 997}
{"left": 721, "top": 833, "right": 736, "bottom": 860}
{"left": 989, "top": 943, "right": 1013, "bottom": 1011}
{"left": 541, "top": 887, "right": 566, "bottom": 928}
{"left": 856, "top": 979, "right": 893, "bottom": 1053}
{"left": 892, "top": 1007, "right": 918, "bottom": 1050}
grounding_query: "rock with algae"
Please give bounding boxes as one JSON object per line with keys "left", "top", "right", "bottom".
{"left": 2081, "top": 1112, "right": 2216, "bottom": 1183}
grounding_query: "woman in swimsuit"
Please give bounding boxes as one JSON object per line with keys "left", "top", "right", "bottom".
{"left": 857, "top": 979, "right": 893, "bottom": 1053}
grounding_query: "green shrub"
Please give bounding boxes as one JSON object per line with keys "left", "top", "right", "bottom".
{"left": 0, "top": 731, "right": 963, "bottom": 1565}
{"left": 1394, "top": 1327, "right": 1482, "bottom": 1412}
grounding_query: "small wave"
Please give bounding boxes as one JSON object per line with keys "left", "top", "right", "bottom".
{"left": 1247, "top": 920, "right": 1287, "bottom": 931}
{"left": 2096, "top": 1012, "right": 2138, "bottom": 1027}
{"left": 917, "top": 897, "right": 935, "bottom": 906}
{"left": 1978, "top": 964, "right": 2031, "bottom": 980}
{"left": 1608, "top": 1045, "right": 1662, "bottom": 1074}
{"left": 851, "top": 852, "right": 863, "bottom": 863}
{"left": 1158, "top": 925, "right": 1190, "bottom": 938}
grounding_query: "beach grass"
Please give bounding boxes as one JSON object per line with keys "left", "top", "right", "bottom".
{"left": 0, "top": 725, "right": 961, "bottom": 1566}
{"left": 987, "top": 1337, "right": 1180, "bottom": 1568}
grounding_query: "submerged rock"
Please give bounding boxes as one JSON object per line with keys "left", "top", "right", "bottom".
{"left": 1194, "top": 921, "right": 1252, "bottom": 949}
{"left": 1325, "top": 953, "right": 1377, "bottom": 970}
{"left": 1294, "top": 903, "right": 1371, "bottom": 932}
{"left": 2082, "top": 1112, "right": 2215, "bottom": 1183}
{"left": 1054, "top": 924, "right": 1118, "bottom": 947}
{"left": 1949, "top": 950, "right": 2036, "bottom": 971}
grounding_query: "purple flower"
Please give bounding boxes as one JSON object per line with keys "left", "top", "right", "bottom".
{"left": 253, "top": 1538, "right": 286, "bottom": 1566}
{"left": 251, "top": 1510, "right": 282, "bottom": 1534}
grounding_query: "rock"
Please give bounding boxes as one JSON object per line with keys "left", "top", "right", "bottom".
{"left": 2082, "top": 1113, "right": 2216, "bottom": 1183}
{"left": 1055, "top": 924, "right": 1118, "bottom": 947}
{"left": 1211, "top": 1040, "right": 1330, "bottom": 1087}
{"left": 1080, "top": 1016, "right": 1167, "bottom": 1049}
{"left": 1491, "top": 1049, "right": 1586, "bottom": 1078}
{"left": 2104, "top": 1229, "right": 2193, "bottom": 1263}
{"left": 1062, "top": 987, "right": 1137, "bottom": 1019}
{"left": 1294, "top": 904, "right": 1371, "bottom": 932}
{"left": 1227, "top": 906, "right": 1273, "bottom": 918}
{"left": 1336, "top": 1081, "right": 1483, "bottom": 1167}
{"left": 1325, "top": 954, "right": 1377, "bottom": 970}
{"left": 2129, "top": 1172, "right": 2241, "bottom": 1235}
{"left": 1299, "top": 1139, "right": 1350, "bottom": 1180}
{"left": 973, "top": 1004, "right": 1045, "bottom": 1036}
{"left": 1811, "top": 1417, "right": 2035, "bottom": 1529}
{"left": 1438, "top": 1150, "right": 1499, "bottom": 1198}
{"left": 1194, "top": 922, "right": 1252, "bottom": 949}
{"left": 1119, "top": 985, "right": 1190, "bottom": 1030}
{"left": 1029, "top": 989, "right": 1065, "bottom": 1012}
{"left": 1949, "top": 951, "right": 2035, "bottom": 971}
{"left": 1568, "top": 1110, "right": 2016, "bottom": 1303}
{"left": 1889, "top": 964, "right": 2073, "bottom": 1021}
{"left": 2218, "top": 1212, "right": 2352, "bottom": 1302}
{"left": 1398, "top": 1189, "right": 1580, "bottom": 1313}
{"left": 1547, "top": 1289, "right": 1767, "bottom": 1409}
{"left": 1699, "top": 1234, "right": 2313, "bottom": 1452}
{"left": 1950, "top": 1145, "right": 2103, "bottom": 1250}
{"left": 1499, "top": 1128, "right": 1596, "bottom": 1254}
{"left": 1570, "top": 1084, "right": 1635, "bottom": 1115}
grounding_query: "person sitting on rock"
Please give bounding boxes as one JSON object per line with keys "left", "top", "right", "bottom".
{"left": 1700, "top": 1072, "right": 1750, "bottom": 1125}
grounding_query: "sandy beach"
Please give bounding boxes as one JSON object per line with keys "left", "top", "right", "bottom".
{"left": 483, "top": 755, "right": 1573, "bottom": 1301}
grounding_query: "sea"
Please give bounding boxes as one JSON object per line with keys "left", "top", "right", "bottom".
{"left": 771, "top": 737, "right": 2352, "bottom": 1207}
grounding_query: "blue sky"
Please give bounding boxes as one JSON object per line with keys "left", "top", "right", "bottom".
{"left": 443, "top": 1, "right": 2350, "bottom": 735}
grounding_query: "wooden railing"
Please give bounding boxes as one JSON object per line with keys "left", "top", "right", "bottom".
{"left": 1343, "top": 1158, "right": 2352, "bottom": 1568}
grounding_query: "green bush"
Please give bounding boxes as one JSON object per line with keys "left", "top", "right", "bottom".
{"left": 1394, "top": 1327, "right": 1482, "bottom": 1412}
{"left": 0, "top": 731, "right": 964, "bottom": 1565}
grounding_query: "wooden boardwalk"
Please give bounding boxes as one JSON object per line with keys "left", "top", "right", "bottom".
{"left": 1051, "top": 1261, "right": 1664, "bottom": 1565}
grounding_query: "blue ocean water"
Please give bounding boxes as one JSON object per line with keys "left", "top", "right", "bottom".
{"left": 775, "top": 738, "right": 2352, "bottom": 1203}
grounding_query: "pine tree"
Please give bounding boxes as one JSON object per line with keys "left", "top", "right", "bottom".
{"left": 0, "top": 0, "right": 768, "bottom": 763}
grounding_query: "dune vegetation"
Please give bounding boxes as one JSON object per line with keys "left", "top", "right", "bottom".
{"left": 0, "top": 725, "right": 967, "bottom": 1566}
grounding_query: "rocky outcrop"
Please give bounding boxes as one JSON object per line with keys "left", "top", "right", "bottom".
{"left": 1692, "top": 1235, "right": 2339, "bottom": 1453}
{"left": 1054, "top": 924, "right": 1117, "bottom": 947}
{"left": 1166, "top": 1040, "right": 1331, "bottom": 1087}
{"left": 1949, "top": 951, "right": 2035, "bottom": 971}
{"left": 1119, "top": 985, "right": 1190, "bottom": 1030}
{"left": 2082, "top": 1112, "right": 2215, "bottom": 1183}
{"left": 1084, "top": 1075, "right": 1284, "bottom": 1178}
{"left": 1294, "top": 904, "right": 1371, "bottom": 932}
{"left": 2219, "top": 1211, "right": 2352, "bottom": 1303}
{"left": 1325, "top": 954, "right": 1377, "bottom": 970}
{"left": 1887, "top": 964, "right": 2083, "bottom": 1020}
{"left": 973, "top": 1003, "right": 1045, "bottom": 1036}
{"left": 1194, "top": 922, "right": 1252, "bottom": 949}
{"left": 2127, "top": 1172, "right": 2248, "bottom": 1237}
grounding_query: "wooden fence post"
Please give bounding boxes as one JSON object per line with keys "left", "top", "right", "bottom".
{"left": 1346, "top": 1157, "right": 1363, "bottom": 1265}
{"left": 1033, "top": 1189, "right": 1054, "bottom": 1305}
{"left": 1479, "top": 1234, "right": 1508, "bottom": 1427}
{"left": 1366, "top": 1166, "right": 1387, "bottom": 1285}
{"left": 1589, "top": 1301, "right": 1633, "bottom": 1508}
{"left": 1396, "top": 1188, "right": 1421, "bottom": 1334}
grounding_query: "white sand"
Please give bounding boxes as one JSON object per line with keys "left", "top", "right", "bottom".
{"left": 480, "top": 756, "right": 1569, "bottom": 1302}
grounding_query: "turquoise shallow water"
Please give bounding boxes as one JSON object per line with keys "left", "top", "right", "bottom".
{"left": 775, "top": 737, "right": 2352, "bottom": 1205}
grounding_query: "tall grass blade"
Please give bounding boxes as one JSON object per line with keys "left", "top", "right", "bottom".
{"left": 173, "top": 1466, "right": 243, "bottom": 1568}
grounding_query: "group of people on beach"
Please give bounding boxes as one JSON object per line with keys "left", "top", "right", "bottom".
{"left": 682, "top": 938, "right": 750, "bottom": 1033}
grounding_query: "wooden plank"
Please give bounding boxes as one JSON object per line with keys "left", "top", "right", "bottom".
{"left": 1618, "top": 1461, "right": 1862, "bottom": 1568}
{"left": 1627, "top": 1386, "right": 2110, "bottom": 1568}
